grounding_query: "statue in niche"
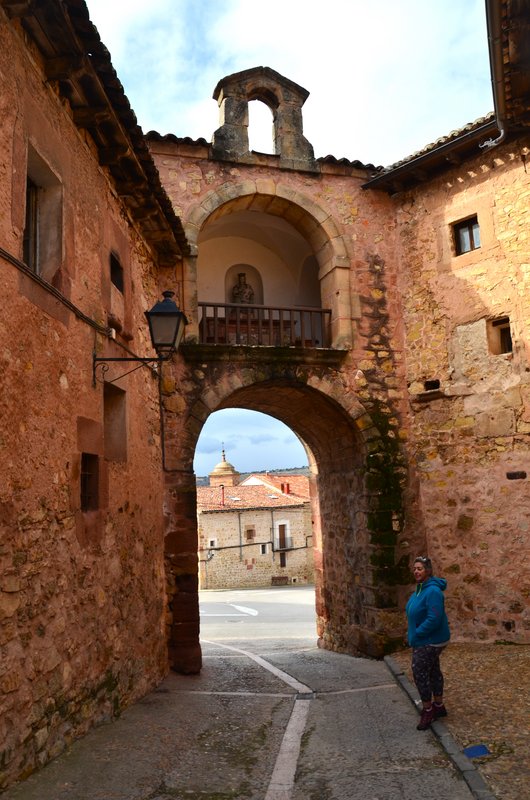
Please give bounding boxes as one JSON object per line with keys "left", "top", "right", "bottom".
{"left": 231, "top": 272, "right": 254, "bottom": 304}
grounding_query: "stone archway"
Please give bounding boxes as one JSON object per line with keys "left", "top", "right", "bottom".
{"left": 183, "top": 181, "right": 355, "bottom": 350}
{"left": 163, "top": 355, "right": 410, "bottom": 674}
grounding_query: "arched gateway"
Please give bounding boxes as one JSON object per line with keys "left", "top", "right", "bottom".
{"left": 147, "top": 67, "right": 418, "bottom": 674}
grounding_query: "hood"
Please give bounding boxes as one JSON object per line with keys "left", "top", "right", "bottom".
{"left": 416, "top": 576, "right": 447, "bottom": 594}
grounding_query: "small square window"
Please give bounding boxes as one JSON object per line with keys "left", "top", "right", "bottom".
{"left": 245, "top": 526, "right": 255, "bottom": 540}
{"left": 80, "top": 453, "right": 99, "bottom": 511}
{"left": 208, "top": 538, "right": 217, "bottom": 549}
{"left": 488, "top": 316, "right": 513, "bottom": 355}
{"left": 260, "top": 544, "right": 269, "bottom": 555}
{"left": 453, "top": 216, "right": 480, "bottom": 255}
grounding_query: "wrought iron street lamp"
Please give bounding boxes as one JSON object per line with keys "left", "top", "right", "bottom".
{"left": 92, "top": 290, "right": 187, "bottom": 385}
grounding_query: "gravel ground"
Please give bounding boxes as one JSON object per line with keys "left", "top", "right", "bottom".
{"left": 391, "top": 643, "right": 530, "bottom": 800}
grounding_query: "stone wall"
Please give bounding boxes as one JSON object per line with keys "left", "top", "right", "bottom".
{"left": 398, "top": 139, "right": 530, "bottom": 641}
{"left": 0, "top": 14, "right": 169, "bottom": 788}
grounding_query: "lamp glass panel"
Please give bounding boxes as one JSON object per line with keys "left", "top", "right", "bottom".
{"left": 149, "top": 315, "right": 179, "bottom": 349}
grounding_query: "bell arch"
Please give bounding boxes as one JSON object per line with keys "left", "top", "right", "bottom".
{"left": 211, "top": 66, "right": 316, "bottom": 170}
{"left": 184, "top": 181, "right": 354, "bottom": 349}
{"left": 163, "top": 358, "right": 410, "bottom": 674}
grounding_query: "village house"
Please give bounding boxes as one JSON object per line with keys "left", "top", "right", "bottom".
{"left": 1, "top": 0, "right": 530, "bottom": 789}
{"left": 197, "top": 455, "right": 314, "bottom": 589}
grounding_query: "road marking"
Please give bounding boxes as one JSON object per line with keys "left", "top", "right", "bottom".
{"left": 229, "top": 604, "right": 258, "bottom": 616}
{"left": 199, "top": 604, "right": 258, "bottom": 617}
{"left": 201, "top": 639, "right": 314, "bottom": 800}
{"left": 264, "top": 698, "right": 312, "bottom": 800}
{"left": 202, "top": 640, "right": 311, "bottom": 693}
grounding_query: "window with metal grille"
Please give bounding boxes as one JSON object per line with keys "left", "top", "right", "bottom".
{"left": 453, "top": 215, "right": 480, "bottom": 255}
{"left": 80, "top": 453, "right": 99, "bottom": 511}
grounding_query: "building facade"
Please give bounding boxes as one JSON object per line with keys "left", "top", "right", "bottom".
{"left": 1, "top": 0, "right": 530, "bottom": 789}
{"left": 0, "top": 1, "right": 189, "bottom": 788}
{"left": 198, "top": 466, "right": 314, "bottom": 589}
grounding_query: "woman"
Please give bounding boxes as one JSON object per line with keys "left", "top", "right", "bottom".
{"left": 406, "top": 556, "right": 450, "bottom": 730}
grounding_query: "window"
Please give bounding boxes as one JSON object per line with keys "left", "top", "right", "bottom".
{"left": 423, "top": 379, "right": 440, "bottom": 391}
{"left": 23, "top": 147, "right": 63, "bottom": 281}
{"left": 260, "top": 543, "right": 269, "bottom": 555}
{"left": 245, "top": 526, "right": 256, "bottom": 541}
{"left": 453, "top": 216, "right": 480, "bottom": 255}
{"left": 487, "top": 316, "right": 513, "bottom": 355}
{"left": 104, "top": 383, "right": 127, "bottom": 461}
{"left": 110, "top": 252, "right": 124, "bottom": 293}
{"left": 80, "top": 453, "right": 99, "bottom": 511}
{"left": 23, "top": 178, "right": 39, "bottom": 271}
{"left": 274, "top": 521, "right": 292, "bottom": 551}
{"left": 208, "top": 538, "right": 218, "bottom": 548}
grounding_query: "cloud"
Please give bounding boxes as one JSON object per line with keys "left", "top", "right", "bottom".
{"left": 83, "top": 1, "right": 493, "bottom": 474}
{"left": 193, "top": 409, "right": 308, "bottom": 476}
{"left": 85, "top": 0, "right": 492, "bottom": 166}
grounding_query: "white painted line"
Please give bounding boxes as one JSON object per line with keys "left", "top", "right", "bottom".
{"left": 264, "top": 698, "right": 312, "bottom": 800}
{"left": 229, "top": 604, "right": 259, "bottom": 616}
{"left": 201, "top": 639, "right": 312, "bottom": 693}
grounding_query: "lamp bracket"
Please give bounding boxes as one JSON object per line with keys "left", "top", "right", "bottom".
{"left": 92, "top": 352, "right": 171, "bottom": 387}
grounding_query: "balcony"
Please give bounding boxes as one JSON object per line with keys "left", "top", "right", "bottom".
{"left": 198, "top": 302, "right": 331, "bottom": 348}
{"left": 273, "top": 536, "right": 294, "bottom": 551}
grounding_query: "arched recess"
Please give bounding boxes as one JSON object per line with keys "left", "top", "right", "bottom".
{"left": 183, "top": 182, "right": 354, "bottom": 349}
{"left": 163, "top": 362, "right": 410, "bottom": 674}
{"left": 225, "top": 263, "right": 264, "bottom": 304}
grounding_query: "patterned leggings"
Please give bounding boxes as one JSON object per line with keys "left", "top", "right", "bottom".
{"left": 412, "top": 645, "right": 445, "bottom": 702}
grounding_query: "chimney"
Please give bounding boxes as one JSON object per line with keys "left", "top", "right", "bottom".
{"left": 281, "top": 483, "right": 285, "bottom": 493}
{"left": 285, "top": 482, "right": 290, "bottom": 494}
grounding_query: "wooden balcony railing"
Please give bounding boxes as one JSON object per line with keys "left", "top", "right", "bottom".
{"left": 198, "top": 302, "right": 331, "bottom": 348}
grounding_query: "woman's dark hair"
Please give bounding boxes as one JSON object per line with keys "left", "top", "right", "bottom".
{"left": 414, "top": 556, "right": 433, "bottom": 573}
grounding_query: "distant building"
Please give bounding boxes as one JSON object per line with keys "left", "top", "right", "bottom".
{"left": 197, "top": 459, "right": 314, "bottom": 589}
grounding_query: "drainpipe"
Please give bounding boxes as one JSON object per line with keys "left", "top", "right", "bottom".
{"left": 481, "top": 0, "right": 507, "bottom": 149}
{"left": 238, "top": 511, "right": 243, "bottom": 562}
{"left": 220, "top": 484, "right": 225, "bottom": 506}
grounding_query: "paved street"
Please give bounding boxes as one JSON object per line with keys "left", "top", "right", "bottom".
{"left": 3, "top": 587, "right": 481, "bottom": 800}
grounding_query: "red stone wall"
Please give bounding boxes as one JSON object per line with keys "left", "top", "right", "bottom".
{"left": 0, "top": 15, "right": 168, "bottom": 787}
{"left": 397, "top": 139, "right": 530, "bottom": 642}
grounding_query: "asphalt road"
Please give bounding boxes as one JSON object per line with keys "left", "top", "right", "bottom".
{"left": 199, "top": 585, "right": 318, "bottom": 645}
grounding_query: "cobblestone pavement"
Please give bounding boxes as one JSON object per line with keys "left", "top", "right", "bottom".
{"left": 391, "top": 643, "right": 530, "bottom": 800}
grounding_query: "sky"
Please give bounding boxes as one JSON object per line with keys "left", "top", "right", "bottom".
{"left": 84, "top": 0, "right": 494, "bottom": 475}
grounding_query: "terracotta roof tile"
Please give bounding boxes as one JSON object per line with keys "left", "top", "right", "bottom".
{"left": 197, "top": 484, "right": 307, "bottom": 512}
{"left": 240, "top": 473, "right": 310, "bottom": 499}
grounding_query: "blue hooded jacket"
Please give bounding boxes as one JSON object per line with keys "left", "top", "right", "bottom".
{"left": 406, "top": 576, "right": 450, "bottom": 648}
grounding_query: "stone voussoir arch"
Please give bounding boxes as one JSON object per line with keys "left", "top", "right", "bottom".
{"left": 188, "top": 364, "right": 386, "bottom": 456}
{"left": 185, "top": 182, "right": 348, "bottom": 268}
{"left": 176, "top": 365, "right": 405, "bottom": 659}
{"left": 184, "top": 181, "right": 355, "bottom": 347}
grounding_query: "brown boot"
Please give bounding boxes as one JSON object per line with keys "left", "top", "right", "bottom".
{"left": 417, "top": 705, "right": 434, "bottom": 730}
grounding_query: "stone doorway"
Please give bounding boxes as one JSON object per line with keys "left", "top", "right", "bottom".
{"left": 163, "top": 360, "right": 409, "bottom": 675}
